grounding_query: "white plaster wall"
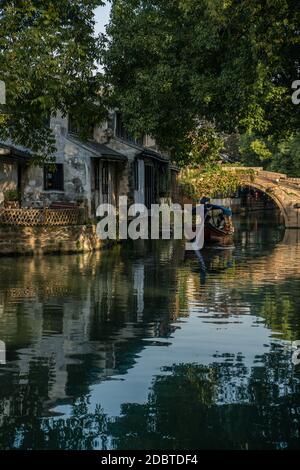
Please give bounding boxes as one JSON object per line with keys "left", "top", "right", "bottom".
{"left": 21, "top": 113, "right": 93, "bottom": 212}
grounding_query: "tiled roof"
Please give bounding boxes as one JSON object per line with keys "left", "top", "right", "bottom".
{"left": 0, "top": 142, "right": 31, "bottom": 162}
{"left": 67, "top": 136, "right": 127, "bottom": 162}
{"left": 139, "top": 148, "right": 169, "bottom": 163}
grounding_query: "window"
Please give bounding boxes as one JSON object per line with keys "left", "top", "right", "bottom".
{"left": 115, "top": 112, "right": 144, "bottom": 146}
{"left": 44, "top": 164, "right": 64, "bottom": 191}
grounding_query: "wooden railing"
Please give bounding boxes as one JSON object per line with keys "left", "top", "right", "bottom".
{"left": 0, "top": 207, "right": 85, "bottom": 226}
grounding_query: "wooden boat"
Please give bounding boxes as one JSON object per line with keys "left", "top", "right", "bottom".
{"left": 203, "top": 203, "right": 234, "bottom": 243}
{"left": 189, "top": 199, "right": 234, "bottom": 246}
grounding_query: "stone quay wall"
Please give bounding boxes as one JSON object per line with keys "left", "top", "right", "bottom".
{"left": 0, "top": 225, "right": 108, "bottom": 256}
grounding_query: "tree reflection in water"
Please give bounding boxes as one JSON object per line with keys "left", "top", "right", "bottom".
{"left": 0, "top": 213, "right": 300, "bottom": 449}
{"left": 109, "top": 350, "right": 300, "bottom": 450}
{"left": 1, "top": 350, "right": 299, "bottom": 450}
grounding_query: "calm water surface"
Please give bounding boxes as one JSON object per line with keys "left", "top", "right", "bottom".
{"left": 1, "top": 212, "right": 300, "bottom": 450}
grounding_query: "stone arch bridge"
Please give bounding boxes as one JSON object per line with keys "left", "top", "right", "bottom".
{"left": 227, "top": 167, "right": 300, "bottom": 228}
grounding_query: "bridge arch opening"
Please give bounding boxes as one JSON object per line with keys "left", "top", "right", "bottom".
{"left": 237, "top": 184, "right": 287, "bottom": 226}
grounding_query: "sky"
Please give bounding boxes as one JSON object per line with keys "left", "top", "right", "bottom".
{"left": 94, "top": 2, "right": 112, "bottom": 35}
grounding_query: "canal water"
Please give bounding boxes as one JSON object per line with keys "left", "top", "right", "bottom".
{"left": 0, "top": 212, "right": 300, "bottom": 450}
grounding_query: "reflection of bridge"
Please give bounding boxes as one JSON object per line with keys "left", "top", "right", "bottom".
{"left": 189, "top": 229, "right": 300, "bottom": 293}
{"left": 229, "top": 167, "right": 300, "bottom": 228}
{"left": 220, "top": 230, "right": 300, "bottom": 286}
{"left": 242, "top": 231, "right": 300, "bottom": 284}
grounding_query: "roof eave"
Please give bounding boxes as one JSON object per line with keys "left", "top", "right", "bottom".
{"left": 66, "top": 135, "right": 127, "bottom": 162}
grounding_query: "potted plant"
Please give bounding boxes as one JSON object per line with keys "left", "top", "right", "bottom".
{"left": 4, "top": 189, "right": 21, "bottom": 209}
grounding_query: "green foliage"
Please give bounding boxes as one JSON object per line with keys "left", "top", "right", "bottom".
{"left": 104, "top": 0, "right": 300, "bottom": 162}
{"left": 0, "top": 0, "right": 106, "bottom": 162}
{"left": 238, "top": 132, "right": 300, "bottom": 177}
{"left": 179, "top": 164, "right": 246, "bottom": 199}
{"left": 270, "top": 134, "right": 300, "bottom": 176}
{"left": 177, "top": 126, "right": 253, "bottom": 199}
{"left": 3, "top": 189, "right": 20, "bottom": 201}
{"left": 184, "top": 126, "right": 224, "bottom": 167}
{"left": 238, "top": 133, "right": 273, "bottom": 167}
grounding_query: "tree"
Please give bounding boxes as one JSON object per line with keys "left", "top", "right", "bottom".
{"left": 176, "top": 124, "right": 243, "bottom": 198}
{"left": 238, "top": 133, "right": 273, "bottom": 168}
{"left": 238, "top": 132, "right": 300, "bottom": 177}
{"left": 178, "top": 164, "right": 248, "bottom": 200}
{"left": 185, "top": 125, "right": 224, "bottom": 167}
{"left": 104, "top": 0, "right": 300, "bottom": 162}
{"left": 0, "top": 0, "right": 106, "bottom": 162}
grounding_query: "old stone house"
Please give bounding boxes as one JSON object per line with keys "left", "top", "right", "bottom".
{"left": 0, "top": 111, "right": 178, "bottom": 217}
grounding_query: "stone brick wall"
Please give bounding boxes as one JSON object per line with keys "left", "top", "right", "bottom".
{"left": 0, "top": 225, "right": 109, "bottom": 256}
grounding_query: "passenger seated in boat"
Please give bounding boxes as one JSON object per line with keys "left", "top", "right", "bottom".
{"left": 217, "top": 213, "right": 226, "bottom": 230}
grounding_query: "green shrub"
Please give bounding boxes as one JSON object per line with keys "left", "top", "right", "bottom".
{"left": 4, "top": 189, "right": 20, "bottom": 201}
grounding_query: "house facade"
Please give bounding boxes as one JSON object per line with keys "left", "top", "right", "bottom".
{"left": 0, "top": 111, "right": 178, "bottom": 217}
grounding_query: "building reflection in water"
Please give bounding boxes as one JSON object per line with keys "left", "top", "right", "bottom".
{"left": 0, "top": 212, "right": 300, "bottom": 449}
